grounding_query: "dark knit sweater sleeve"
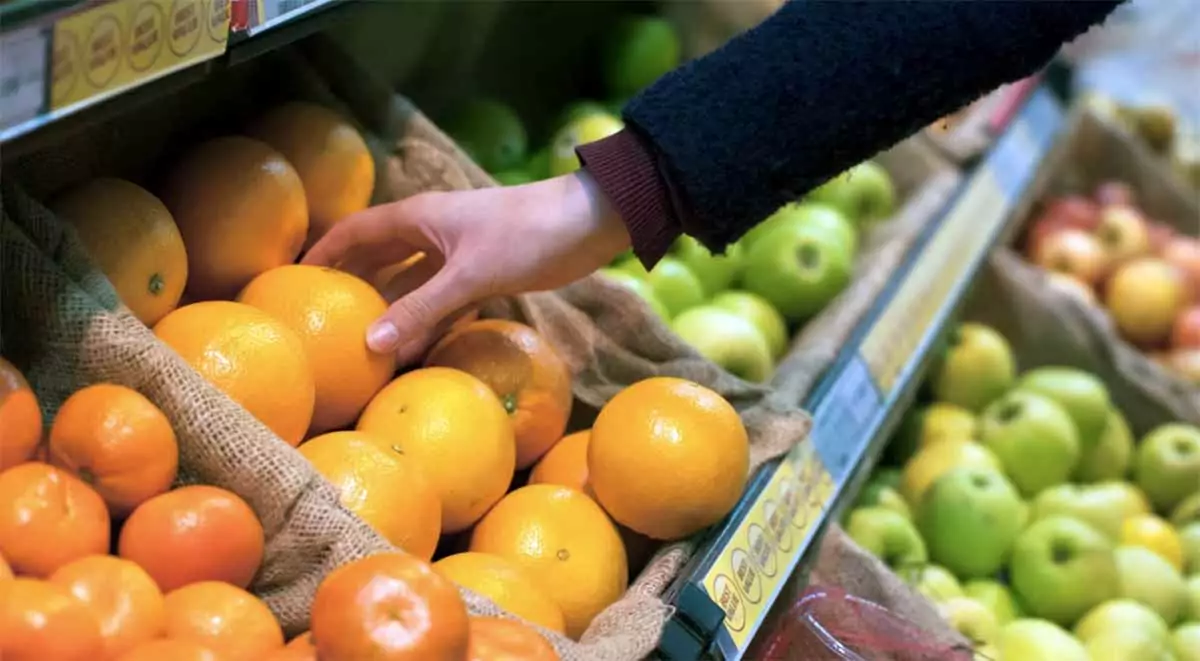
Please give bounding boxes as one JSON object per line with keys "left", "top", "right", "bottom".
{"left": 579, "top": 0, "right": 1122, "bottom": 263}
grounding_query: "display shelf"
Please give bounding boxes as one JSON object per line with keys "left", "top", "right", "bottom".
{"left": 655, "top": 86, "right": 1068, "bottom": 661}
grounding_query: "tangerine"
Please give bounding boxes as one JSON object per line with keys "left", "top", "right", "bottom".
{"left": 0, "top": 462, "right": 110, "bottom": 577}
{"left": 116, "top": 639, "right": 224, "bottom": 661}
{"left": 163, "top": 581, "right": 284, "bottom": 661}
{"left": 433, "top": 552, "right": 565, "bottom": 633}
{"left": 528, "top": 430, "right": 591, "bottom": 494}
{"left": 0, "top": 577, "right": 106, "bottom": 661}
{"left": 0, "top": 357, "right": 42, "bottom": 471}
{"left": 49, "top": 555, "right": 166, "bottom": 657}
{"left": 467, "top": 616, "right": 560, "bottom": 661}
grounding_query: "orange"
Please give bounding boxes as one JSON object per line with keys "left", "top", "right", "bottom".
{"left": 529, "top": 430, "right": 590, "bottom": 493}
{"left": 238, "top": 265, "right": 394, "bottom": 434}
{"left": 163, "top": 581, "right": 284, "bottom": 661}
{"left": 426, "top": 319, "right": 573, "bottom": 469}
{"left": 357, "top": 367, "right": 515, "bottom": 533}
{"left": 154, "top": 301, "right": 315, "bottom": 446}
{"left": 311, "top": 552, "right": 469, "bottom": 661}
{"left": 589, "top": 377, "right": 749, "bottom": 541}
{"left": 0, "top": 356, "right": 42, "bottom": 471}
{"left": 118, "top": 484, "right": 264, "bottom": 592}
{"left": 49, "top": 555, "right": 166, "bottom": 657}
{"left": 0, "top": 552, "right": 11, "bottom": 580}
{"left": 299, "top": 431, "right": 441, "bottom": 560}
{"left": 0, "top": 577, "right": 106, "bottom": 661}
{"left": 264, "top": 631, "right": 316, "bottom": 660}
{"left": 116, "top": 639, "right": 224, "bottom": 661}
{"left": 160, "top": 136, "right": 308, "bottom": 300}
{"left": 1121, "top": 514, "right": 1185, "bottom": 571}
{"left": 469, "top": 485, "right": 627, "bottom": 639}
{"left": 48, "top": 383, "right": 179, "bottom": 516}
{"left": 51, "top": 178, "right": 188, "bottom": 325}
{"left": 467, "top": 616, "right": 560, "bottom": 661}
{"left": 248, "top": 102, "right": 375, "bottom": 247}
{"left": 433, "top": 552, "right": 565, "bottom": 633}
{"left": 0, "top": 462, "right": 110, "bottom": 577}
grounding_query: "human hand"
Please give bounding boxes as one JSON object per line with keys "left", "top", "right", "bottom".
{"left": 302, "top": 171, "right": 631, "bottom": 364}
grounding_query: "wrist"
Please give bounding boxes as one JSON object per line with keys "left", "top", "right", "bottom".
{"left": 572, "top": 169, "right": 631, "bottom": 260}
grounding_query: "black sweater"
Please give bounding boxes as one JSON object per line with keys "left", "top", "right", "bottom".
{"left": 578, "top": 0, "right": 1124, "bottom": 264}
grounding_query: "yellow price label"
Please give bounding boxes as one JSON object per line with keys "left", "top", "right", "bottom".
{"left": 702, "top": 443, "right": 833, "bottom": 651}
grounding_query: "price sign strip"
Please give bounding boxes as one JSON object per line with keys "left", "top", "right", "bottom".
{"left": 246, "top": 0, "right": 338, "bottom": 36}
{"left": 2, "top": 0, "right": 230, "bottom": 142}
{"left": 669, "top": 86, "right": 1065, "bottom": 661}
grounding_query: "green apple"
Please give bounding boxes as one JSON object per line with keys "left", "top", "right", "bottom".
{"left": 1009, "top": 516, "right": 1120, "bottom": 625}
{"left": 710, "top": 291, "right": 789, "bottom": 360}
{"left": 626, "top": 256, "right": 705, "bottom": 318}
{"left": 1184, "top": 575, "right": 1200, "bottom": 622}
{"left": 742, "top": 221, "right": 853, "bottom": 323}
{"left": 548, "top": 112, "right": 624, "bottom": 176}
{"left": 1114, "top": 545, "right": 1188, "bottom": 625}
{"left": 741, "top": 202, "right": 857, "bottom": 256}
{"left": 845, "top": 507, "right": 928, "bottom": 570}
{"left": 602, "top": 16, "right": 681, "bottom": 99}
{"left": 443, "top": 98, "right": 528, "bottom": 173}
{"left": 931, "top": 323, "right": 1016, "bottom": 413}
{"left": 965, "top": 579, "right": 1023, "bottom": 625}
{"left": 997, "top": 619, "right": 1090, "bottom": 661}
{"left": 854, "top": 483, "right": 912, "bottom": 521}
{"left": 807, "top": 161, "right": 897, "bottom": 226}
{"left": 525, "top": 147, "right": 551, "bottom": 180}
{"left": 1074, "top": 599, "right": 1170, "bottom": 644}
{"left": 1075, "top": 408, "right": 1134, "bottom": 482}
{"left": 1017, "top": 367, "right": 1111, "bottom": 448}
{"left": 556, "top": 100, "right": 611, "bottom": 129}
{"left": 1134, "top": 423, "right": 1200, "bottom": 513}
{"left": 670, "top": 235, "right": 743, "bottom": 297}
{"left": 917, "top": 466, "right": 1024, "bottom": 579}
{"left": 1084, "top": 628, "right": 1176, "bottom": 661}
{"left": 937, "top": 597, "right": 1000, "bottom": 647}
{"left": 671, "top": 306, "right": 773, "bottom": 383}
{"left": 1172, "top": 492, "right": 1200, "bottom": 528}
{"left": 1174, "top": 623, "right": 1200, "bottom": 661}
{"left": 886, "top": 402, "right": 977, "bottom": 466}
{"left": 1179, "top": 522, "right": 1200, "bottom": 575}
{"left": 897, "top": 563, "right": 963, "bottom": 603}
{"left": 900, "top": 440, "right": 1002, "bottom": 507}
{"left": 979, "top": 391, "right": 1081, "bottom": 497}
{"left": 1030, "top": 482, "right": 1150, "bottom": 541}
{"left": 491, "top": 169, "right": 534, "bottom": 186}
{"left": 610, "top": 248, "right": 636, "bottom": 268}
{"left": 597, "top": 269, "right": 670, "bottom": 320}
{"left": 871, "top": 467, "right": 903, "bottom": 492}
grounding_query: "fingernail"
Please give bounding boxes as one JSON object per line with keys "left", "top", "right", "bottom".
{"left": 366, "top": 321, "right": 401, "bottom": 353}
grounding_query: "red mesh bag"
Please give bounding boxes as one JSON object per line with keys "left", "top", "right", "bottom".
{"left": 752, "top": 586, "right": 979, "bottom": 661}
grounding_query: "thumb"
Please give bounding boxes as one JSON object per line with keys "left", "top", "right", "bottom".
{"left": 366, "top": 266, "right": 472, "bottom": 360}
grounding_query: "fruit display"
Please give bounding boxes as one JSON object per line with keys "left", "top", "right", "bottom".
{"left": 1082, "top": 92, "right": 1199, "bottom": 190}
{"left": 849, "top": 321, "right": 1200, "bottom": 660}
{"left": 1019, "top": 181, "right": 1200, "bottom": 384}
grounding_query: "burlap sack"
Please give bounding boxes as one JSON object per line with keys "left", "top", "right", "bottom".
{"left": 984, "top": 105, "right": 1200, "bottom": 428}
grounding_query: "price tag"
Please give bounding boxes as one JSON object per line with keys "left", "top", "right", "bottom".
{"left": 808, "top": 355, "right": 882, "bottom": 482}
{"left": 258, "top": 0, "right": 325, "bottom": 25}
{"left": 0, "top": 25, "right": 50, "bottom": 131}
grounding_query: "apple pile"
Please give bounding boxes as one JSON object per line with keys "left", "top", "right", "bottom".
{"left": 847, "top": 321, "right": 1200, "bottom": 661}
{"left": 1023, "top": 181, "right": 1200, "bottom": 384}
{"left": 599, "top": 162, "right": 896, "bottom": 383}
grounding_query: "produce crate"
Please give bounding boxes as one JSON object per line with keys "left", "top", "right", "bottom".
{"left": 996, "top": 104, "right": 1199, "bottom": 422}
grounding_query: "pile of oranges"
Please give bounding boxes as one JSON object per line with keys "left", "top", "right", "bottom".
{"left": 1, "top": 100, "right": 755, "bottom": 659}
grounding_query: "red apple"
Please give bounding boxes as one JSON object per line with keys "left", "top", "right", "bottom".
{"left": 1172, "top": 306, "right": 1200, "bottom": 349}
{"left": 1161, "top": 236, "right": 1200, "bottom": 301}
{"left": 1033, "top": 228, "right": 1111, "bottom": 285}
{"left": 1147, "top": 222, "right": 1178, "bottom": 255}
{"left": 1093, "top": 180, "right": 1136, "bottom": 207}
{"left": 1024, "top": 195, "right": 1101, "bottom": 256}
{"left": 1105, "top": 257, "right": 1190, "bottom": 347}
{"left": 1161, "top": 348, "right": 1200, "bottom": 384}
{"left": 1094, "top": 204, "right": 1152, "bottom": 264}
{"left": 1046, "top": 272, "right": 1098, "bottom": 304}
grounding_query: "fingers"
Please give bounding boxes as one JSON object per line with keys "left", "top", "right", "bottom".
{"left": 366, "top": 265, "right": 476, "bottom": 364}
{"left": 302, "top": 202, "right": 428, "bottom": 275}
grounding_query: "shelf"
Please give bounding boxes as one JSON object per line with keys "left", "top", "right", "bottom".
{"left": 0, "top": 0, "right": 350, "bottom": 148}
{"left": 655, "top": 86, "right": 1067, "bottom": 661}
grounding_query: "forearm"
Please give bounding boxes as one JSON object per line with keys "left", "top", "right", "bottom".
{"left": 582, "top": 0, "right": 1123, "bottom": 264}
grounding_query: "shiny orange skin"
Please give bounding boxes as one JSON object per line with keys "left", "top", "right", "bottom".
{"left": 264, "top": 631, "right": 316, "bottom": 661}
{"left": 0, "top": 577, "right": 106, "bottom": 661}
{"left": 237, "top": 265, "right": 394, "bottom": 434}
{"left": 310, "top": 552, "right": 470, "bottom": 661}
{"left": 51, "top": 178, "right": 188, "bottom": 326}
{"left": 0, "top": 462, "right": 110, "bottom": 577}
{"left": 0, "top": 552, "right": 12, "bottom": 580}
{"left": 426, "top": 319, "right": 573, "bottom": 469}
{"left": 528, "top": 430, "right": 591, "bottom": 494}
{"left": 433, "top": 552, "right": 566, "bottom": 634}
{"left": 467, "top": 617, "right": 560, "bottom": 661}
{"left": 154, "top": 301, "right": 315, "bottom": 447}
{"left": 115, "top": 639, "right": 225, "bottom": 661}
{"left": 247, "top": 102, "right": 375, "bottom": 248}
{"left": 49, "top": 555, "right": 166, "bottom": 657}
{"left": 161, "top": 136, "right": 308, "bottom": 301}
{"left": 118, "top": 485, "right": 264, "bottom": 592}
{"left": 163, "top": 581, "right": 284, "bottom": 661}
{"left": 48, "top": 383, "right": 179, "bottom": 517}
{"left": 0, "top": 357, "right": 43, "bottom": 471}
{"left": 589, "top": 377, "right": 750, "bottom": 541}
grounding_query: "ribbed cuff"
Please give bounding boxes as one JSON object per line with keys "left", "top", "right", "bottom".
{"left": 577, "top": 128, "right": 680, "bottom": 268}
